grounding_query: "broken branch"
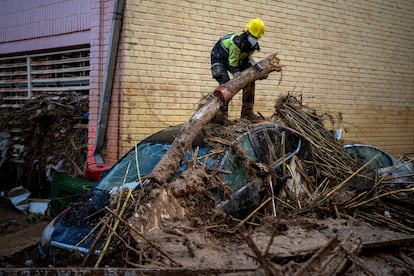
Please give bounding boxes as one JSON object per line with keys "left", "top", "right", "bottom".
{"left": 148, "top": 53, "right": 282, "bottom": 184}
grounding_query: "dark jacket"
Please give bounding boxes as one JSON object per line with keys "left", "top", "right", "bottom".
{"left": 211, "top": 31, "right": 260, "bottom": 74}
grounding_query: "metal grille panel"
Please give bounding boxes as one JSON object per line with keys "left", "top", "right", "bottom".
{"left": 0, "top": 48, "right": 90, "bottom": 107}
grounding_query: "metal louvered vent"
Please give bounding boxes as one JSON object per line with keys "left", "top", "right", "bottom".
{"left": 0, "top": 48, "right": 90, "bottom": 107}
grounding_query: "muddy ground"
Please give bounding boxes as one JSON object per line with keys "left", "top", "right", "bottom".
{"left": 0, "top": 183, "right": 413, "bottom": 275}
{"left": 0, "top": 198, "right": 48, "bottom": 267}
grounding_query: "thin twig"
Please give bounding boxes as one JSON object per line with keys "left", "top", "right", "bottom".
{"left": 95, "top": 188, "right": 132, "bottom": 267}
{"left": 104, "top": 207, "right": 183, "bottom": 267}
{"left": 237, "top": 197, "right": 272, "bottom": 230}
{"left": 237, "top": 224, "right": 278, "bottom": 276}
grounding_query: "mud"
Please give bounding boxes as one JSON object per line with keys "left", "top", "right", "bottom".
{"left": 0, "top": 167, "right": 413, "bottom": 275}
{"left": 1, "top": 96, "right": 413, "bottom": 274}
{"left": 0, "top": 198, "right": 47, "bottom": 266}
{"left": 1, "top": 205, "right": 412, "bottom": 275}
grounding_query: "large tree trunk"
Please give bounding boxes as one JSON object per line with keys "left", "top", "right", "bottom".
{"left": 148, "top": 53, "right": 282, "bottom": 184}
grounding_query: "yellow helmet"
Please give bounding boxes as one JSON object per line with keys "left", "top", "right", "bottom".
{"left": 245, "top": 18, "right": 265, "bottom": 38}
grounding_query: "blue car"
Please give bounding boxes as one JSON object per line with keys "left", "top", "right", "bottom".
{"left": 40, "top": 121, "right": 309, "bottom": 263}
{"left": 344, "top": 143, "right": 414, "bottom": 185}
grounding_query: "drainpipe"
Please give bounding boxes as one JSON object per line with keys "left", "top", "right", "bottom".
{"left": 94, "top": 0, "right": 125, "bottom": 163}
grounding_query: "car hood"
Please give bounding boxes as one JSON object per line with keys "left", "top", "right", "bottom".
{"left": 47, "top": 189, "right": 109, "bottom": 251}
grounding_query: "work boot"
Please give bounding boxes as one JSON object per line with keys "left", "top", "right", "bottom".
{"left": 212, "top": 102, "right": 229, "bottom": 124}
{"left": 241, "top": 103, "right": 262, "bottom": 121}
{"left": 240, "top": 82, "right": 262, "bottom": 121}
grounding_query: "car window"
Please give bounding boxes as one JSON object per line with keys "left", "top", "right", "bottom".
{"left": 264, "top": 128, "right": 282, "bottom": 162}
{"left": 239, "top": 135, "right": 256, "bottom": 160}
{"left": 346, "top": 145, "right": 394, "bottom": 170}
{"left": 221, "top": 136, "right": 256, "bottom": 190}
{"left": 250, "top": 126, "right": 301, "bottom": 165}
{"left": 96, "top": 142, "right": 218, "bottom": 191}
{"left": 283, "top": 130, "right": 302, "bottom": 155}
{"left": 253, "top": 129, "right": 277, "bottom": 163}
{"left": 96, "top": 142, "right": 169, "bottom": 190}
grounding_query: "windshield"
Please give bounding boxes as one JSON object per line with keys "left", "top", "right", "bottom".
{"left": 96, "top": 141, "right": 218, "bottom": 191}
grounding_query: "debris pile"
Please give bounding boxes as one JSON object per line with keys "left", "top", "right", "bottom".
{"left": 274, "top": 94, "right": 359, "bottom": 183}
{"left": 273, "top": 95, "right": 413, "bottom": 234}
{"left": 54, "top": 94, "right": 413, "bottom": 275}
{"left": 0, "top": 93, "right": 89, "bottom": 196}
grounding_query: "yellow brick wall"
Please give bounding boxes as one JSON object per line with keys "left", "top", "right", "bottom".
{"left": 113, "top": 0, "right": 414, "bottom": 161}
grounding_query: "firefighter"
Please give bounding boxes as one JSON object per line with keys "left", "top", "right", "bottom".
{"left": 210, "top": 18, "right": 265, "bottom": 121}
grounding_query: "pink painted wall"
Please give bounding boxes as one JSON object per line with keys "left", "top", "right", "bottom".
{"left": 0, "top": 0, "right": 91, "bottom": 54}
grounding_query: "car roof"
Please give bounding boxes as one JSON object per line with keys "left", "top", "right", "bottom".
{"left": 144, "top": 124, "right": 186, "bottom": 143}
{"left": 143, "top": 121, "right": 285, "bottom": 146}
{"left": 344, "top": 143, "right": 393, "bottom": 157}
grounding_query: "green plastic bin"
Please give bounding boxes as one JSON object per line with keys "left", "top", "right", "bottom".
{"left": 50, "top": 173, "right": 96, "bottom": 216}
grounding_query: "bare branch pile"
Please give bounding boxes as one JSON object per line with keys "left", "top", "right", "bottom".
{"left": 0, "top": 92, "right": 89, "bottom": 196}
{"left": 273, "top": 94, "right": 358, "bottom": 184}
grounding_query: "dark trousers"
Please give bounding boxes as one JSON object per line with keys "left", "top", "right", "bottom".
{"left": 210, "top": 42, "right": 255, "bottom": 119}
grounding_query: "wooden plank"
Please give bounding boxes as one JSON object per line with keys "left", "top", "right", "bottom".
{"left": 321, "top": 226, "right": 414, "bottom": 249}
{"left": 294, "top": 233, "right": 363, "bottom": 276}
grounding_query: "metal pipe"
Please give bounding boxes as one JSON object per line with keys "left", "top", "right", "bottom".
{"left": 94, "top": 0, "right": 125, "bottom": 163}
{"left": 50, "top": 241, "right": 102, "bottom": 255}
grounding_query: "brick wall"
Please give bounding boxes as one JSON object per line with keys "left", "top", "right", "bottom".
{"left": 111, "top": 0, "right": 413, "bottom": 162}
{"left": 88, "top": 0, "right": 118, "bottom": 164}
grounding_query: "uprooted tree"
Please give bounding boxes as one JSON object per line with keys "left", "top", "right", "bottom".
{"left": 148, "top": 53, "right": 282, "bottom": 184}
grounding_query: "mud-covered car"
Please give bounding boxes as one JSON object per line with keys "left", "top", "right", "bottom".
{"left": 345, "top": 143, "right": 414, "bottom": 185}
{"left": 39, "top": 121, "right": 310, "bottom": 262}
